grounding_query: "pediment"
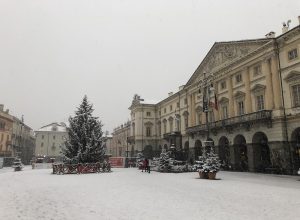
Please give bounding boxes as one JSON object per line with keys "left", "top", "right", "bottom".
{"left": 219, "top": 97, "right": 229, "bottom": 103}
{"left": 144, "top": 121, "right": 153, "bottom": 126}
{"left": 284, "top": 71, "right": 300, "bottom": 82}
{"left": 234, "top": 91, "right": 246, "bottom": 98}
{"left": 251, "top": 84, "right": 266, "bottom": 92}
{"left": 186, "top": 39, "right": 271, "bottom": 86}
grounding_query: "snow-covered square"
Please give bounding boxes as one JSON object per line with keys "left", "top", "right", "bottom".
{"left": 0, "top": 167, "right": 300, "bottom": 220}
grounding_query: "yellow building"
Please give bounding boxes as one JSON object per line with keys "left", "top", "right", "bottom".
{"left": 125, "top": 19, "right": 300, "bottom": 174}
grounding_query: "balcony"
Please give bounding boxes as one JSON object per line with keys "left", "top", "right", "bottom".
{"left": 186, "top": 110, "right": 272, "bottom": 135}
{"left": 163, "top": 131, "right": 181, "bottom": 140}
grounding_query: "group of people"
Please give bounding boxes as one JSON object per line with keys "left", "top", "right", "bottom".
{"left": 141, "top": 158, "right": 151, "bottom": 173}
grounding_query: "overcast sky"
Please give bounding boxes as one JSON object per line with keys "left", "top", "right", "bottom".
{"left": 0, "top": 0, "right": 299, "bottom": 132}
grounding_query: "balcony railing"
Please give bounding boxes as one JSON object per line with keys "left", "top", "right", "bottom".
{"left": 163, "top": 131, "right": 181, "bottom": 139}
{"left": 186, "top": 110, "right": 272, "bottom": 134}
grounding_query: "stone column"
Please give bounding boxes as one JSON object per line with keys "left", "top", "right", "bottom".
{"left": 270, "top": 56, "right": 282, "bottom": 109}
{"left": 262, "top": 59, "right": 274, "bottom": 110}
{"left": 227, "top": 76, "right": 235, "bottom": 117}
{"left": 244, "top": 67, "right": 252, "bottom": 113}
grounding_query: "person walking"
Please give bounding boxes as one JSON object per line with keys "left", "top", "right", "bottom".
{"left": 147, "top": 159, "right": 151, "bottom": 173}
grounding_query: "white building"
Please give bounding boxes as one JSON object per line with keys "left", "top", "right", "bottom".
{"left": 35, "top": 122, "right": 68, "bottom": 160}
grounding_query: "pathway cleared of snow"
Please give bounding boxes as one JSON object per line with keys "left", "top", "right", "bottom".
{"left": 0, "top": 167, "right": 299, "bottom": 220}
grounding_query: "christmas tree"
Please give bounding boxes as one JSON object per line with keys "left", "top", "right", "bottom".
{"left": 158, "top": 151, "right": 174, "bottom": 172}
{"left": 136, "top": 153, "right": 144, "bottom": 169}
{"left": 62, "top": 95, "right": 105, "bottom": 164}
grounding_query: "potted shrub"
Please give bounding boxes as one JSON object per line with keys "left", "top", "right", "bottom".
{"left": 203, "top": 152, "right": 221, "bottom": 180}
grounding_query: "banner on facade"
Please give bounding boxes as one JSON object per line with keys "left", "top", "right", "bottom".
{"left": 109, "top": 157, "right": 125, "bottom": 168}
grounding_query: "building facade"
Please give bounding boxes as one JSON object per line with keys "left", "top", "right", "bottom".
{"left": 12, "top": 116, "right": 35, "bottom": 164}
{"left": 111, "top": 122, "right": 131, "bottom": 157}
{"left": 124, "top": 19, "right": 300, "bottom": 174}
{"left": 35, "top": 122, "right": 68, "bottom": 160}
{"left": 0, "top": 105, "right": 13, "bottom": 157}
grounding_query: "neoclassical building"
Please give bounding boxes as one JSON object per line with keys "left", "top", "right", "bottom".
{"left": 122, "top": 20, "right": 300, "bottom": 174}
{"left": 35, "top": 122, "right": 68, "bottom": 160}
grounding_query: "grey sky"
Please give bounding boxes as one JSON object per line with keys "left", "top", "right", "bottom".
{"left": 0, "top": 0, "right": 299, "bottom": 132}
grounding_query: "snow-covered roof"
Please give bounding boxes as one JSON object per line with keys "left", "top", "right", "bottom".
{"left": 37, "top": 122, "right": 67, "bottom": 132}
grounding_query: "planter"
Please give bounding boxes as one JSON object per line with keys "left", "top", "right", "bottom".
{"left": 208, "top": 172, "right": 217, "bottom": 180}
{"left": 199, "top": 171, "right": 208, "bottom": 179}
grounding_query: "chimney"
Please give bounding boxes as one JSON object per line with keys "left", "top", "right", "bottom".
{"left": 5, "top": 109, "right": 9, "bottom": 114}
{"left": 298, "top": 16, "right": 300, "bottom": 25}
{"left": 168, "top": 92, "right": 173, "bottom": 97}
{"left": 178, "top": 85, "right": 185, "bottom": 91}
{"left": 265, "top": 31, "right": 275, "bottom": 38}
{"left": 0, "top": 104, "right": 3, "bottom": 111}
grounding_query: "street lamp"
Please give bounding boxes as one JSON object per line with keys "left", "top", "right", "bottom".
{"left": 200, "top": 73, "right": 215, "bottom": 141}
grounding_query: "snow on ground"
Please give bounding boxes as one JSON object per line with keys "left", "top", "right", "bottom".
{"left": 0, "top": 167, "right": 300, "bottom": 220}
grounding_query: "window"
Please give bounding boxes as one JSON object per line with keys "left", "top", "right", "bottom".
{"left": 184, "top": 116, "right": 188, "bottom": 128}
{"left": 256, "top": 95, "right": 265, "bottom": 111}
{"left": 209, "top": 111, "right": 215, "bottom": 122}
{"left": 220, "top": 81, "right": 226, "bottom": 90}
{"left": 197, "top": 113, "right": 202, "bottom": 125}
{"left": 184, "top": 98, "right": 187, "bottom": 105}
{"left": 177, "top": 102, "right": 180, "bottom": 108}
{"left": 158, "top": 124, "right": 161, "bottom": 136}
{"left": 238, "top": 101, "right": 244, "bottom": 115}
{"left": 158, "top": 111, "right": 161, "bottom": 116}
{"left": 170, "top": 105, "right": 173, "bottom": 111}
{"left": 41, "top": 142, "right": 44, "bottom": 147}
{"left": 53, "top": 135, "right": 56, "bottom": 140}
{"left": 164, "top": 108, "right": 166, "bottom": 114}
{"left": 236, "top": 73, "right": 242, "bottom": 83}
{"left": 253, "top": 65, "right": 262, "bottom": 76}
{"left": 163, "top": 122, "right": 167, "bottom": 134}
{"left": 0, "top": 121, "right": 5, "bottom": 129}
{"left": 146, "top": 127, "right": 151, "bottom": 137}
{"left": 222, "top": 106, "right": 228, "bottom": 119}
{"left": 146, "top": 112, "right": 151, "bottom": 117}
{"left": 292, "top": 84, "right": 300, "bottom": 107}
{"left": 288, "top": 48, "right": 298, "bottom": 60}
{"left": 42, "top": 135, "right": 44, "bottom": 139}
{"left": 169, "top": 120, "right": 173, "bottom": 132}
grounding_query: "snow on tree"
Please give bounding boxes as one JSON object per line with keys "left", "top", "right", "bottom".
{"left": 62, "top": 95, "right": 105, "bottom": 164}
{"left": 136, "top": 153, "right": 144, "bottom": 169}
{"left": 158, "top": 151, "right": 174, "bottom": 172}
{"left": 12, "top": 157, "right": 23, "bottom": 171}
{"left": 198, "top": 143, "right": 221, "bottom": 173}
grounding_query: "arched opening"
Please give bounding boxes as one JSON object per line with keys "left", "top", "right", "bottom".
{"left": 291, "top": 128, "right": 300, "bottom": 172}
{"left": 234, "top": 134, "right": 248, "bottom": 171}
{"left": 194, "top": 140, "right": 202, "bottom": 160}
{"left": 218, "top": 136, "right": 230, "bottom": 170}
{"left": 252, "top": 132, "right": 271, "bottom": 172}
{"left": 163, "top": 144, "right": 168, "bottom": 150}
{"left": 143, "top": 145, "right": 153, "bottom": 159}
{"left": 183, "top": 141, "right": 189, "bottom": 161}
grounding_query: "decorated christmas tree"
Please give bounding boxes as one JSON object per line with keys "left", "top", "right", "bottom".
{"left": 62, "top": 95, "right": 105, "bottom": 164}
{"left": 158, "top": 151, "right": 174, "bottom": 172}
{"left": 12, "top": 157, "right": 23, "bottom": 171}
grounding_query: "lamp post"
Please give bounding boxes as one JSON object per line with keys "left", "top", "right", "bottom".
{"left": 200, "top": 73, "right": 215, "bottom": 141}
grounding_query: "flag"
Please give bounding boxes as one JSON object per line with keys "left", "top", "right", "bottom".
{"left": 214, "top": 94, "right": 218, "bottom": 111}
